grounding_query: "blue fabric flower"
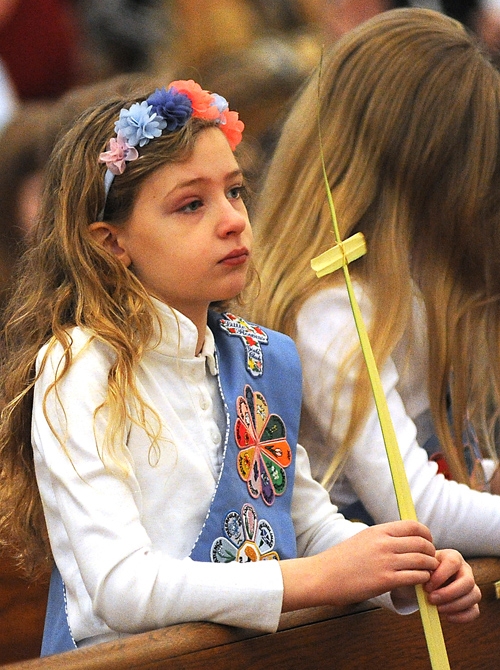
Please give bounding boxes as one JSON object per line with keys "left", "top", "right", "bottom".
{"left": 211, "top": 93, "right": 228, "bottom": 115}
{"left": 146, "top": 87, "right": 193, "bottom": 132}
{"left": 114, "top": 101, "right": 167, "bottom": 147}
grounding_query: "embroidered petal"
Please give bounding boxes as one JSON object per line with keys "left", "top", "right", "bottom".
{"left": 256, "top": 519, "right": 275, "bottom": 553}
{"left": 234, "top": 393, "right": 257, "bottom": 447}
{"left": 237, "top": 541, "right": 260, "bottom": 562}
{"left": 224, "top": 510, "right": 244, "bottom": 546}
{"left": 262, "top": 438, "right": 292, "bottom": 467}
{"left": 261, "top": 452, "right": 286, "bottom": 496}
{"left": 242, "top": 503, "right": 258, "bottom": 541}
{"left": 259, "top": 454, "right": 275, "bottom": 506}
{"left": 235, "top": 416, "right": 256, "bottom": 448}
{"left": 248, "top": 454, "right": 261, "bottom": 499}
{"left": 244, "top": 384, "right": 255, "bottom": 415}
{"left": 211, "top": 537, "right": 238, "bottom": 563}
{"left": 261, "top": 413, "right": 286, "bottom": 442}
{"left": 252, "top": 391, "right": 268, "bottom": 438}
{"left": 236, "top": 446, "right": 255, "bottom": 481}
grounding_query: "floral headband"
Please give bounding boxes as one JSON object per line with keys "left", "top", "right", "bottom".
{"left": 98, "top": 79, "right": 244, "bottom": 216}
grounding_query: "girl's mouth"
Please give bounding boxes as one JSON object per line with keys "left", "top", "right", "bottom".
{"left": 220, "top": 248, "right": 249, "bottom": 266}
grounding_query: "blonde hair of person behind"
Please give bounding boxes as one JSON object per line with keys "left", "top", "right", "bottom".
{"left": 0, "top": 93, "right": 237, "bottom": 579}
{"left": 251, "top": 8, "right": 500, "bottom": 490}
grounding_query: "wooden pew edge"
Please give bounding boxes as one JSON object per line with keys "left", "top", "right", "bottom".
{"left": 2, "top": 556, "right": 499, "bottom": 670}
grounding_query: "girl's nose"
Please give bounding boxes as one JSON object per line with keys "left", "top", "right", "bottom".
{"left": 217, "top": 199, "right": 249, "bottom": 237}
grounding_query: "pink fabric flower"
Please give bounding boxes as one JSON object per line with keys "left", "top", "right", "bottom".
{"left": 219, "top": 110, "right": 245, "bottom": 150}
{"left": 98, "top": 132, "right": 139, "bottom": 175}
{"left": 169, "top": 79, "right": 219, "bottom": 120}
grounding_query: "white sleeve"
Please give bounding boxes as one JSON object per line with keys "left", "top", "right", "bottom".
{"left": 32, "top": 335, "right": 283, "bottom": 637}
{"left": 292, "top": 443, "right": 367, "bottom": 556}
{"left": 291, "top": 443, "right": 416, "bottom": 614}
{"left": 296, "top": 288, "right": 500, "bottom": 557}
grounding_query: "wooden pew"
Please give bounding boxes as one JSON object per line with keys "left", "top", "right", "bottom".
{"left": 0, "top": 553, "right": 48, "bottom": 664}
{"left": 1, "top": 557, "right": 499, "bottom": 669}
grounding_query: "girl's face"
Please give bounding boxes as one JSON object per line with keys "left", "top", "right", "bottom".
{"left": 114, "top": 128, "right": 252, "bottom": 327}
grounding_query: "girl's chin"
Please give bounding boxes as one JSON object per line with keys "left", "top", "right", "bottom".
{"left": 218, "top": 277, "right": 248, "bottom": 302}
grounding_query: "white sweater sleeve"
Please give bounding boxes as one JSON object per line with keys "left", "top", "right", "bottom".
{"left": 296, "top": 288, "right": 500, "bottom": 557}
{"left": 292, "top": 442, "right": 413, "bottom": 613}
{"left": 292, "top": 444, "right": 367, "bottom": 555}
{"left": 32, "top": 334, "right": 283, "bottom": 638}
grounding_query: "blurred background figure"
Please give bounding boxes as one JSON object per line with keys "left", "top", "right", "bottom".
{"left": 0, "top": 0, "right": 85, "bottom": 103}
{"left": 302, "top": 0, "right": 500, "bottom": 56}
{"left": 77, "top": 0, "right": 172, "bottom": 76}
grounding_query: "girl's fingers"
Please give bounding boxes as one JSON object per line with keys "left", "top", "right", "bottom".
{"left": 441, "top": 603, "right": 480, "bottom": 624}
{"left": 385, "top": 520, "right": 434, "bottom": 544}
{"left": 425, "top": 570, "right": 476, "bottom": 601}
{"left": 426, "top": 549, "right": 473, "bottom": 592}
{"left": 393, "top": 553, "right": 438, "bottom": 573}
{"left": 429, "top": 583, "right": 482, "bottom": 612}
{"left": 429, "top": 550, "right": 459, "bottom": 580}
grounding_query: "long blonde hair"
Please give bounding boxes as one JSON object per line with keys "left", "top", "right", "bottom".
{"left": 0, "top": 92, "right": 234, "bottom": 578}
{"left": 252, "top": 8, "right": 500, "bottom": 488}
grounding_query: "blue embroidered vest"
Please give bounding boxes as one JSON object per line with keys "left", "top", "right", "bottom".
{"left": 190, "top": 311, "right": 300, "bottom": 563}
{"left": 41, "top": 313, "right": 302, "bottom": 655}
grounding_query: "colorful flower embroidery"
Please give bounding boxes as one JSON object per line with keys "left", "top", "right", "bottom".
{"left": 219, "top": 313, "right": 268, "bottom": 377}
{"left": 235, "top": 384, "right": 292, "bottom": 505}
{"left": 211, "top": 503, "right": 279, "bottom": 563}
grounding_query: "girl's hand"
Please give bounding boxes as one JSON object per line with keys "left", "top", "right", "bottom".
{"left": 281, "top": 520, "right": 439, "bottom": 612}
{"left": 424, "top": 549, "right": 481, "bottom": 623}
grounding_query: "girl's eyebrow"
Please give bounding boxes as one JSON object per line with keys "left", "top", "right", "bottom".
{"left": 166, "top": 170, "right": 244, "bottom": 196}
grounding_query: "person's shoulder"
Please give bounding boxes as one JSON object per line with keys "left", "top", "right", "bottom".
{"left": 302, "top": 283, "right": 369, "bottom": 313}
{"left": 298, "top": 283, "right": 373, "bottom": 328}
{"left": 36, "top": 326, "right": 116, "bottom": 371}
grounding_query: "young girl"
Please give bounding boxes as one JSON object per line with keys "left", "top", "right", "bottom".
{"left": 0, "top": 78, "right": 479, "bottom": 656}
{"left": 251, "top": 8, "right": 500, "bottom": 556}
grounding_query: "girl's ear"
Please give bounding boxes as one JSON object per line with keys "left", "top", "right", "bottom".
{"left": 88, "top": 222, "right": 132, "bottom": 267}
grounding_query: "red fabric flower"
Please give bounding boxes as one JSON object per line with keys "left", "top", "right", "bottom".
{"left": 220, "top": 110, "right": 244, "bottom": 150}
{"left": 169, "top": 79, "right": 219, "bottom": 120}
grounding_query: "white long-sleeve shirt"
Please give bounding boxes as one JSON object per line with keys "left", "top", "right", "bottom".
{"left": 32, "top": 300, "right": 380, "bottom": 647}
{"left": 296, "top": 286, "right": 500, "bottom": 557}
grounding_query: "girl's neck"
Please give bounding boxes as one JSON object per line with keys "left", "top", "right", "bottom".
{"left": 178, "top": 307, "right": 208, "bottom": 356}
{"left": 152, "top": 296, "right": 209, "bottom": 355}
{"left": 194, "top": 325, "right": 206, "bottom": 356}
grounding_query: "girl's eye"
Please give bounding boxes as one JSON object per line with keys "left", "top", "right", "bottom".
{"left": 227, "top": 185, "right": 245, "bottom": 200}
{"left": 180, "top": 200, "right": 202, "bottom": 213}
